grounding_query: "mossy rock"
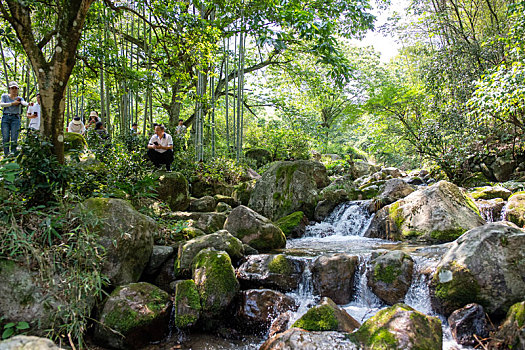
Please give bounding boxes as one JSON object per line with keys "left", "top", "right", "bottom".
{"left": 157, "top": 172, "right": 190, "bottom": 211}
{"left": 275, "top": 211, "right": 307, "bottom": 238}
{"left": 368, "top": 250, "right": 414, "bottom": 305}
{"left": 192, "top": 248, "right": 239, "bottom": 318}
{"left": 63, "top": 132, "right": 87, "bottom": 153}
{"left": 351, "top": 304, "right": 442, "bottom": 350}
{"left": 468, "top": 186, "right": 511, "bottom": 200}
{"left": 292, "top": 298, "right": 359, "bottom": 332}
{"left": 94, "top": 282, "right": 171, "bottom": 349}
{"left": 489, "top": 301, "right": 525, "bottom": 349}
{"left": 504, "top": 191, "right": 525, "bottom": 227}
{"left": 173, "top": 280, "right": 202, "bottom": 328}
{"left": 232, "top": 181, "right": 255, "bottom": 206}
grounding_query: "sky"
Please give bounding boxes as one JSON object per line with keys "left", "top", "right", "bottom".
{"left": 351, "top": 0, "right": 410, "bottom": 62}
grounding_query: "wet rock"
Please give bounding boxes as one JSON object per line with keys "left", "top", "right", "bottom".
{"left": 293, "top": 297, "right": 360, "bottom": 332}
{"left": 189, "top": 196, "right": 216, "bottom": 212}
{"left": 315, "top": 186, "right": 349, "bottom": 221}
{"left": 192, "top": 248, "right": 239, "bottom": 318}
{"left": 430, "top": 222, "right": 525, "bottom": 317}
{"left": 269, "top": 311, "right": 292, "bottom": 338}
{"left": 168, "top": 211, "right": 227, "bottom": 234}
{"left": 157, "top": 172, "right": 190, "bottom": 211}
{"left": 311, "top": 254, "right": 358, "bottom": 304}
{"left": 236, "top": 254, "right": 306, "bottom": 292}
{"left": 367, "top": 250, "right": 414, "bottom": 305}
{"left": 173, "top": 280, "right": 201, "bottom": 328}
{"left": 237, "top": 289, "right": 296, "bottom": 331}
{"left": 275, "top": 211, "right": 308, "bottom": 238}
{"left": 143, "top": 245, "right": 174, "bottom": 275}
{"left": 224, "top": 205, "right": 286, "bottom": 252}
{"left": 248, "top": 160, "right": 330, "bottom": 220}
{"left": 351, "top": 304, "right": 442, "bottom": 350}
{"left": 365, "top": 181, "right": 485, "bottom": 243}
{"left": 469, "top": 186, "right": 512, "bottom": 200}
{"left": 243, "top": 244, "right": 259, "bottom": 255}
{"left": 489, "top": 301, "right": 525, "bottom": 349}
{"left": 0, "top": 336, "right": 64, "bottom": 349}
{"left": 448, "top": 303, "right": 490, "bottom": 346}
{"left": 94, "top": 282, "right": 171, "bottom": 350}
{"left": 260, "top": 328, "right": 360, "bottom": 350}
{"left": 81, "top": 198, "right": 156, "bottom": 285}
{"left": 152, "top": 256, "right": 177, "bottom": 292}
{"left": 505, "top": 191, "right": 525, "bottom": 227}
{"left": 175, "top": 230, "right": 244, "bottom": 277}
{"left": 475, "top": 198, "right": 506, "bottom": 222}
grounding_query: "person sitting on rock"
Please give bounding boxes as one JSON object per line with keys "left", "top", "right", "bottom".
{"left": 68, "top": 116, "right": 85, "bottom": 135}
{"left": 147, "top": 124, "right": 173, "bottom": 171}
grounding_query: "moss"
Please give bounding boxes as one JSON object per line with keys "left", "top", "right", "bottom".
{"left": 430, "top": 228, "right": 467, "bottom": 242}
{"left": 84, "top": 197, "right": 112, "bottom": 216}
{"left": 374, "top": 264, "right": 400, "bottom": 284}
{"left": 63, "top": 132, "right": 87, "bottom": 153}
{"left": 268, "top": 255, "right": 293, "bottom": 275}
{"left": 192, "top": 249, "right": 239, "bottom": 314}
{"left": 174, "top": 280, "right": 201, "bottom": 328}
{"left": 508, "top": 302, "right": 525, "bottom": 327}
{"left": 292, "top": 304, "right": 339, "bottom": 331}
{"left": 389, "top": 201, "right": 405, "bottom": 230}
{"left": 275, "top": 211, "right": 304, "bottom": 237}
{"left": 433, "top": 265, "right": 481, "bottom": 312}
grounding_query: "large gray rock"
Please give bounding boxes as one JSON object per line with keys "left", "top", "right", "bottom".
{"left": 260, "top": 328, "right": 360, "bottom": 350}
{"left": 248, "top": 160, "right": 329, "bottom": 220}
{"left": 504, "top": 191, "right": 525, "bottom": 227}
{"left": 311, "top": 254, "right": 358, "bottom": 304}
{"left": 430, "top": 222, "right": 525, "bottom": 317}
{"left": 224, "top": 205, "right": 286, "bottom": 252}
{"left": 377, "top": 178, "right": 415, "bottom": 202}
{"left": 94, "top": 282, "right": 171, "bottom": 350}
{"left": 367, "top": 250, "right": 414, "bottom": 305}
{"left": 143, "top": 245, "right": 174, "bottom": 275}
{"left": 82, "top": 198, "right": 156, "bottom": 285}
{"left": 189, "top": 196, "right": 216, "bottom": 212}
{"left": 175, "top": 230, "right": 244, "bottom": 276}
{"left": 236, "top": 289, "right": 296, "bottom": 331}
{"left": 0, "top": 336, "right": 63, "bottom": 350}
{"left": 167, "top": 211, "right": 227, "bottom": 234}
{"left": 351, "top": 304, "right": 442, "bottom": 350}
{"left": 236, "top": 254, "right": 306, "bottom": 292}
{"left": 192, "top": 248, "right": 240, "bottom": 318}
{"left": 365, "top": 181, "right": 485, "bottom": 243}
{"left": 157, "top": 172, "right": 190, "bottom": 211}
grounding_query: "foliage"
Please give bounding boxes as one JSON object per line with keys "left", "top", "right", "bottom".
{"left": 1, "top": 320, "right": 30, "bottom": 340}
{"left": 193, "top": 156, "right": 247, "bottom": 185}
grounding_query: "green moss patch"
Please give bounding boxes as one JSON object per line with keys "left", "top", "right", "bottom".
{"left": 374, "top": 264, "right": 400, "bottom": 284}
{"left": 292, "top": 304, "right": 339, "bottom": 331}
{"left": 275, "top": 211, "right": 304, "bottom": 237}
{"left": 433, "top": 265, "right": 481, "bottom": 313}
{"left": 508, "top": 302, "right": 525, "bottom": 327}
{"left": 174, "top": 280, "right": 201, "bottom": 328}
{"left": 430, "top": 228, "right": 467, "bottom": 242}
{"left": 268, "top": 255, "right": 293, "bottom": 275}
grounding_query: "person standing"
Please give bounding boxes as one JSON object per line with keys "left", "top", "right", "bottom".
{"left": 27, "top": 93, "right": 41, "bottom": 131}
{"left": 1, "top": 81, "right": 28, "bottom": 156}
{"left": 175, "top": 119, "right": 187, "bottom": 137}
{"left": 147, "top": 124, "right": 174, "bottom": 171}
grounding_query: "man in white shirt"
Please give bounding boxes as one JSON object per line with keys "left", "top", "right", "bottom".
{"left": 27, "top": 93, "right": 41, "bottom": 131}
{"left": 147, "top": 124, "right": 174, "bottom": 171}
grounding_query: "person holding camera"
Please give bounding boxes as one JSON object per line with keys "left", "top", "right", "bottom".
{"left": 1, "top": 81, "right": 28, "bottom": 156}
{"left": 147, "top": 124, "right": 174, "bottom": 171}
{"left": 27, "top": 93, "right": 41, "bottom": 131}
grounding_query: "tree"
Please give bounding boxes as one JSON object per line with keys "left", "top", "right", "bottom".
{"left": 0, "top": 0, "right": 96, "bottom": 162}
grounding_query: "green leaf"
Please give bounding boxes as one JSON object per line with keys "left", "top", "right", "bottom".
{"left": 2, "top": 328, "right": 14, "bottom": 339}
{"left": 16, "top": 322, "right": 30, "bottom": 330}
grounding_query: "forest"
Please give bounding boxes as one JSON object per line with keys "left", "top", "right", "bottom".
{"left": 0, "top": 0, "right": 524, "bottom": 349}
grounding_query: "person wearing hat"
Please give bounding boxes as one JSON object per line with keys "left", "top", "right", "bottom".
{"left": 86, "top": 111, "right": 100, "bottom": 129}
{"left": 1, "top": 81, "right": 28, "bottom": 156}
{"left": 68, "top": 116, "right": 86, "bottom": 135}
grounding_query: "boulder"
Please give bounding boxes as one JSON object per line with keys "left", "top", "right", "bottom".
{"left": 260, "top": 328, "right": 360, "bottom": 350}
{"left": 469, "top": 186, "right": 512, "bottom": 200}
{"left": 236, "top": 254, "right": 306, "bottom": 292}
{"left": 248, "top": 160, "right": 330, "bottom": 220}
{"left": 189, "top": 196, "right": 216, "bottom": 212}
{"left": 143, "top": 245, "right": 174, "bottom": 275}
{"left": 175, "top": 230, "right": 244, "bottom": 276}
{"left": 215, "top": 202, "right": 232, "bottom": 213}
{"left": 293, "top": 297, "right": 360, "bottom": 332}
{"left": 269, "top": 311, "right": 292, "bottom": 338}
{"left": 448, "top": 303, "right": 491, "bottom": 346}
{"left": 245, "top": 148, "right": 272, "bottom": 168}
{"left": 350, "top": 161, "right": 380, "bottom": 179}
{"left": 192, "top": 248, "right": 240, "bottom": 318}
{"left": 275, "top": 211, "right": 308, "bottom": 238}
{"left": 0, "top": 336, "right": 63, "bottom": 350}
{"left": 173, "top": 280, "right": 201, "bottom": 328}
{"left": 232, "top": 181, "right": 256, "bottom": 206}
{"left": 378, "top": 178, "right": 415, "bottom": 201}
{"left": 214, "top": 194, "right": 238, "bottom": 207}
{"left": 157, "top": 172, "right": 190, "bottom": 211}
{"left": 489, "top": 301, "right": 525, "bottom": 349}
{"left": 315, "top": 184, "right": 350, "bottom": 221}
{"left": 365, "top": 181, "right": 485, "bottom": 243}
{"left": 190, "top": 179, "right": 235, "bottom": 198}
{"left": 224, "top": 205, "right": 286, "bottom": 252}
{"left": 351, "top": 304, "right": 442, "bottom": 350}
{"left": 94, "top": 282, "right": 171, "bottom": 350}
{"left": 505, "top": 191, "right": 525, "bottom": 227}
{"left": 311, "top": 254, "right": 358, "bottom": 305}
{"left": 63, "top": 132, "right": 87, "bottom": 153}
{"left": 367, "top": 251, "right": 414, "bottom": 305}
{"left": 168, "top": 211, "right": 227, "bottom": 234}
{"left": 430, "top": 222, "right": 525, "bottom": 317}
{"left": 236, "top": 289, "right": 296, "bottom": 331}
{"left": 82, "top": 198, "right": 156, "bottom": 285}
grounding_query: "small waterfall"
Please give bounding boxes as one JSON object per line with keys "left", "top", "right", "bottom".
{"left": 306, "top": 200, "right": 374, "bottom": 238}
{"left": 404, "top": 257, "right": 433, "bottom": 314}
{"left": 287, "top": 261, "right": 319, "bottom": 326}
{"left": 500, "top": 202, "right": 509, "bottom": 221}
